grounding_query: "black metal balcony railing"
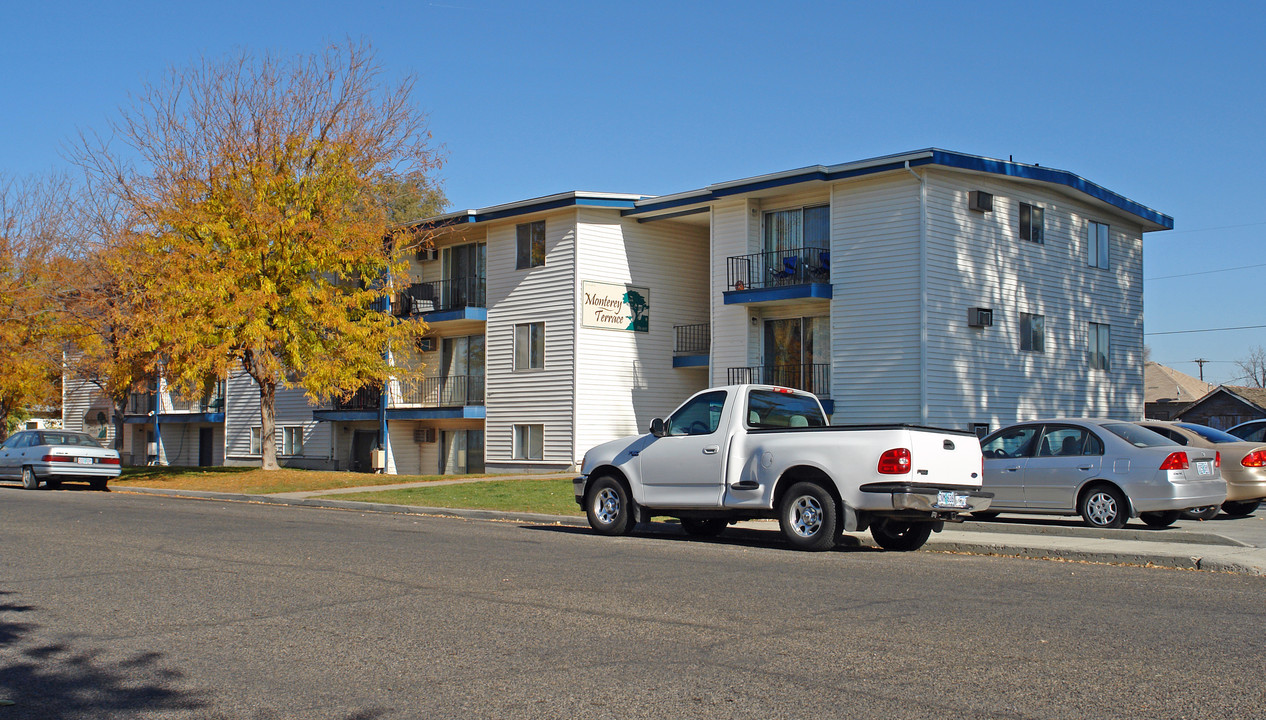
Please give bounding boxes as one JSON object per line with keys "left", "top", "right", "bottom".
{"left": 673, "top": 323, "right": 711, "bottom": 356}
{"left": 395, "top": 375, "right": 485, "bottom": 407}
{"left": 395, "top": 277, "right": 486, "bottom": 317}
{"left": 727, "top": 247, "right": 829, "bottom": 292}
{"left": 127, "top": 392, "right": 156, "bottom": 414}
{"left": 126, "top": 392, "right": 224, "bottom": 414}
{"left": 727, "top": 363, "right": 831, "bottom": 397}
{"left": 334, "top": 385, "right": 383, "bottom": 411}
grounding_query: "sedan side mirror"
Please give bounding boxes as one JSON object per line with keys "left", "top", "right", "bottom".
{"left": 649, "top": 418, "right": 667, "bottom": 438}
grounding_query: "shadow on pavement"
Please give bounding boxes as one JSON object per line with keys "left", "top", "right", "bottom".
{"left": 0, "top": 590, "right": 209, "bottom": 718}
{"left": 523, "top": 522, "right": 880, "bottom": 553}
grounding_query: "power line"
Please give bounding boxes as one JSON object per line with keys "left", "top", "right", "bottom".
{"left": 1154, "top": 220, "right": 1266, "bottom": 236}
{"left": 1145, "top": 262, "right": 1266, "bottom": 281}
{"left": 1145, "top": 324, "right": 1266, "bottom": 336}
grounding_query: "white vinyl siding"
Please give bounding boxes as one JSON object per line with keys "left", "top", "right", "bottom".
{"left": 830, "top": 173, "right": 923, "bottom": 423}
{"left": 485, "top": 211, "right": 576, "bottom": 467}
{"left": 224, "top": 364, "right": 332, "bottom": 468}
{"left": 920, "top": 171, "right": 1143, "bottom": 425}
{"left": 573, "top": 208, "right": 710, "bottom": 459}
{"left": 709, "top": 198, "right": 758, "bottom": 387}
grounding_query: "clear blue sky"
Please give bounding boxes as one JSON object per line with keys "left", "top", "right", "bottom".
{"left": 3, "top": 0, "right": 1263, "bottom": 385}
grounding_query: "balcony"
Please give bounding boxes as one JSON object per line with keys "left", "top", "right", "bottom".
{"left": 393, "top": 375, "right": 485, "bottom": 408}
{"left": 395, "top": 277, "right": 487, "bottom": 322}
{"left": 124, "top": 388, "right": 225, "bottom": 424}
{"left": 724, "top": 247, "right": 831, "bottom": 305}
{"left": 727, "top": 363, "right": 831, "bottom": 398}
{"left": 673, "top": 323, "right": 709, "bottom": 368}
{"left": 334, "top": 385, "right": 382, "bottom": 411}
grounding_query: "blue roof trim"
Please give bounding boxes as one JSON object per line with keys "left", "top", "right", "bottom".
{"left": 312, "top": 410, "right": 377, "bottom": 422}
{"left": 929, "top": 151, "right": 1173, "bottom": 229}
{"left": 723, "top": 283, "right": 833, "bottom": 305}
{"left": 673, "top": 355, "right": 709, "bottom": 368}
{"left": 387, "top": 406, "right": 486, "bottom": 420}
{"left": 125, "top": 412, "right": 224, "bottom": 425}
{"left": 423, "top": 307, "right": 488, "bottom": 323}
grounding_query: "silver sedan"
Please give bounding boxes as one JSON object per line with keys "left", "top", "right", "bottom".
{"left": 979, "top": 419, "right": 1226, "bottom": 529}
{"left": 0, "top": 430, "right": 121, "bottom": 490}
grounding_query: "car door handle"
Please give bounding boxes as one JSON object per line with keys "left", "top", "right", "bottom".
{"left": 1078, "top": 466, "right": 1093, "bottom": 471}
{"left": 1006, "top": 466, "right": 1021, "bottom": 472}
{"left": 703, "top": 446, "right": 719, "bottom": 455}
{"left": 629, "top": 450, "right": 639, "bottom": 457}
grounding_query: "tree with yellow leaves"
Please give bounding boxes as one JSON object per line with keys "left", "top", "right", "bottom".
{"left": 75, "top": 41, "right": 443, "bottom": 469}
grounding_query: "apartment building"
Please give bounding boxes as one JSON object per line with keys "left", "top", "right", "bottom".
{"left": 64, "top": 149, "right": 1172, "bottom": 474}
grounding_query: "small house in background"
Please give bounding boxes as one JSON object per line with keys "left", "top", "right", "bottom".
{"left": 1175, "top": 385, "right": 1266, "bottom": 430}
{"left": 1144, "top": 361, "right": 1212, "bottom": 420}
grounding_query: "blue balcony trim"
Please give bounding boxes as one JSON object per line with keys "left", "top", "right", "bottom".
{"left": 125, "top": 412, "right": 224, "bottom": 424}
{"left": 673, "top": 354, "right": 709, "bottom": 368}
{"left": 312, "top": 410, "right": 377, "bottom": 422}
{"left": 723, "top": 283, "right": 832, "bottom": 304}
{"left": 820, "top": 399, "right": 835, "bottom": 415}
{"left": 387, "top": 406, "right": 486, "bottom": 420}
{"left": 423, "top": 307, "right": 487, "bottom": 323}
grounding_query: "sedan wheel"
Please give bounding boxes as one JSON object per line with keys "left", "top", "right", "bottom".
{"left": 1080, "top": 485, "right": 1128, "bottom": 529}
{"left": 21, "top": 466, "right": 40, "bottom": 490}
{"left": 1181, "top": 505, "right": 1219, "bottom": 521}
{"left": 1221, "top": 500, "right": 1261, "bottom": 517}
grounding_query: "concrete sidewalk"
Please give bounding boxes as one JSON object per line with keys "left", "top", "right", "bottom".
{"left": 114, "top": 484, "right": 1266, "bottom": 576}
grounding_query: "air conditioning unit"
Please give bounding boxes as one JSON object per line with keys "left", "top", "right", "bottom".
{"left": 371, "top": 448, "right": 387, "bottom": 470}
{"left": 968, "top": 190, "right": 993, "bottom": 213}
{"left": 414, "top": 427, "right": 437, "bottom": 443}
{"left": 967, "top": 307, "right": 993, "bottom": 328}
{"left": 417, "top": 247, "right": 439, "bottom": 262}
{"left": 418, "top": 337, "right": 436, "bottom": 352}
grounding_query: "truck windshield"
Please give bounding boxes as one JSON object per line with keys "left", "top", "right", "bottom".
{"left": 746, "top": 390, "right": 826, "bottom": 429}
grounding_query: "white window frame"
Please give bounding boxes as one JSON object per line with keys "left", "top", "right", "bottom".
{"left": 514, "top": 322, "right": 545, "bottom": 371}
{"left": 249, "top": 426, "right": 262, "bottom": 455}
{"left": 1088, "top": 221, "right": 1110, "bottom": 269}
{"left": 1089, "top": 322, "right": 1111, "bottom": 370}
{"left": 1020, "top": 312, "right": 1045, "bottom": 352}
{"left": 283, "top": 426, "right": 304, "bottom": 456}
{"left": 512, "top": 424, "right": 544, "bottom": 460}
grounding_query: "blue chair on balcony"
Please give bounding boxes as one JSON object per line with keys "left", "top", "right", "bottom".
{"left": 811, "top": 251, "right": 830, "bottom": 279}
{"left": 771, "top": 255, "right": 798, "bottom": 282}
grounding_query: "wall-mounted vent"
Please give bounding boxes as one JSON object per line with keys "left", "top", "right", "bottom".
{"left": 417, "top": 247, "right": 439, "bottom": 262}
{"left": 968, "top": 190, "right": 993, "bottom": 213}
{"left": 417, "top": 337, "right": 437, "bottom": 352}
{"left": 414, "top": 427, "right": 437, "bottom": 443}
{"left": 968, "top": 307, "right": 993, "bottom": 328}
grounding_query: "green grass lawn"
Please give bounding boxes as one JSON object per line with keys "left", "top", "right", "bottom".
{"left": 114, "top": 465, "right": 480, "bottom": 495}
{"left": 337, "top": 477, "right": 583, "bottom": 517}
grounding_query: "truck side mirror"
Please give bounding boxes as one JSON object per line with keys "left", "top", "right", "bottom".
{"left": 649, "top": 418, "right": 667, "bottom": 438}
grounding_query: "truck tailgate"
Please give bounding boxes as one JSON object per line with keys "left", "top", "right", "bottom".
{"left": 908, "top": 430, "right": 983, "bottom": 487}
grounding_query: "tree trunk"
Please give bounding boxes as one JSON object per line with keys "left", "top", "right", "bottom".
{"left": 259, "top": 377, "right": 278, "bottom": 471}
{"left": 111, "top": 396, "right": 128, "bottom": 457}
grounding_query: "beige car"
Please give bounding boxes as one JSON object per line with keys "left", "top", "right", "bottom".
{"left": 1135, "top": 421, "right": 1266, "bottom": 518}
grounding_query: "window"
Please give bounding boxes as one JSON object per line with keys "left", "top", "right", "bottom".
{"left": 514, "top": 322, "right": 544, "bottom": 371}
{"left": 982, "top": 425, "right": 1039, "bottom": 459}
{"left": 1020, "top": 313, "right": 1045, "bottom": 352}
{"left": 513, "top": 424, "right": 543, "bottom": 460}
{"left": 1019, "top": 203, "right": 1044, "bottom": 243}
{"left": 516, "top": 221, "right": 545, "bottom": 269}
{"left": 1088, "top": 322, "right": 1110, "bottom": 370}
{"left": 746, "top": 390, "right": 827, "bottom": 429}
{"left": 1088, "top": 221, "right": 1110, "bottom": 268}
{"left": 283, "top": 427, "right": 304, "bottom": 456}
{"left": 666, "top": 390, "right": 728, "bottom": 436}
{"left": 763, "top": 205, "right": 829, "bottom": 254}
{"left": 1035, "top": 426, "right": 1102, "bottom": 457}
{"left": 762, "top": 316, "right": 830, "bottom": 394}
{"left": 250, "top": 426, "right": 262, "bottom": 455}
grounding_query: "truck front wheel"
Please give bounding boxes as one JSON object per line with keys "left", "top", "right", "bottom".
{"left": 778, "top": 482, "right": 838, "bottom": 552}
{"left": 871, "top": 519, "right": 933, "bottom": 551}
{"left": 586, "top": 475, "right": 636, "bottom": 536}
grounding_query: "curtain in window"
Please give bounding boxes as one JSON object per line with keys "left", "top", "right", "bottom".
{"left": 763, "top": 210, "right": 801, "bottom": 254}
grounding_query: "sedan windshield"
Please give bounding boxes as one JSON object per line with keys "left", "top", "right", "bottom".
{"left": 1176, "top": 423, "right": 1243, "bottom": 444}
{"left": 1103, "top": 423, "right": 1177, "bottom": 448}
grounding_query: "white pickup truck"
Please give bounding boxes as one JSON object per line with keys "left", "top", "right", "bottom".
{"left": 574, "top": 385, "right": 992, "bottom": 551}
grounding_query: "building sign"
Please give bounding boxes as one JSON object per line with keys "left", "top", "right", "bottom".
{"left": 581, "top": 280, "right": 649, "bottom": 333}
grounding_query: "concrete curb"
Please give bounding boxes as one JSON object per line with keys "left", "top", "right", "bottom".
{"left": 113, "top": 486, "right": 1266, "bottom": 576}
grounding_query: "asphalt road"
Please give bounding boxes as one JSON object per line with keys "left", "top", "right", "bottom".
{"left": 3, "top": 488, "right": 1265, "bottom": 720}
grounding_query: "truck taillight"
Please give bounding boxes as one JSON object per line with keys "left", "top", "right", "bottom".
{"left": 1242, "top": 450, "right": 1266, "bottom": 468}
{"left": 878, "top": 448, "right": 912, "bottom": 474}
{"left": 1159, "top": 452, "right": 1189, "bottom": 471}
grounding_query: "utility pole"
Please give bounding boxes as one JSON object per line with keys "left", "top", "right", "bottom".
{"left": 1194, "top": 358, "right": 1209, "bottom": 382}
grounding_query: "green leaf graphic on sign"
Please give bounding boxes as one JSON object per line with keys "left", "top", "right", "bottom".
{"left": 623, "top": 290, "right": 649, "bottom": 332}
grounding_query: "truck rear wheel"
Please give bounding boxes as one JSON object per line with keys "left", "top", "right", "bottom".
{"left": 778, "top": 482, "right": 838, "bottom": 552}
{"left": 871, "top": 519, "right": 933, "bottom": 551}
{"left": 586, "top": 475, "right": 636, "bottom": 536}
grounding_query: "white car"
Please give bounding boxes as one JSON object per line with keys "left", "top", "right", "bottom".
{"left": 0, "top": 430, "right": 121, "bottom": 490}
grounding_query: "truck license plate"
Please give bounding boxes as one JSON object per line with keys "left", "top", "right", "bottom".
{"left": 1196, "top": 461, "right": 1211, "bottom": 476}
{"left": 936, "top": 491, "right": 968, "bottom": 509}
